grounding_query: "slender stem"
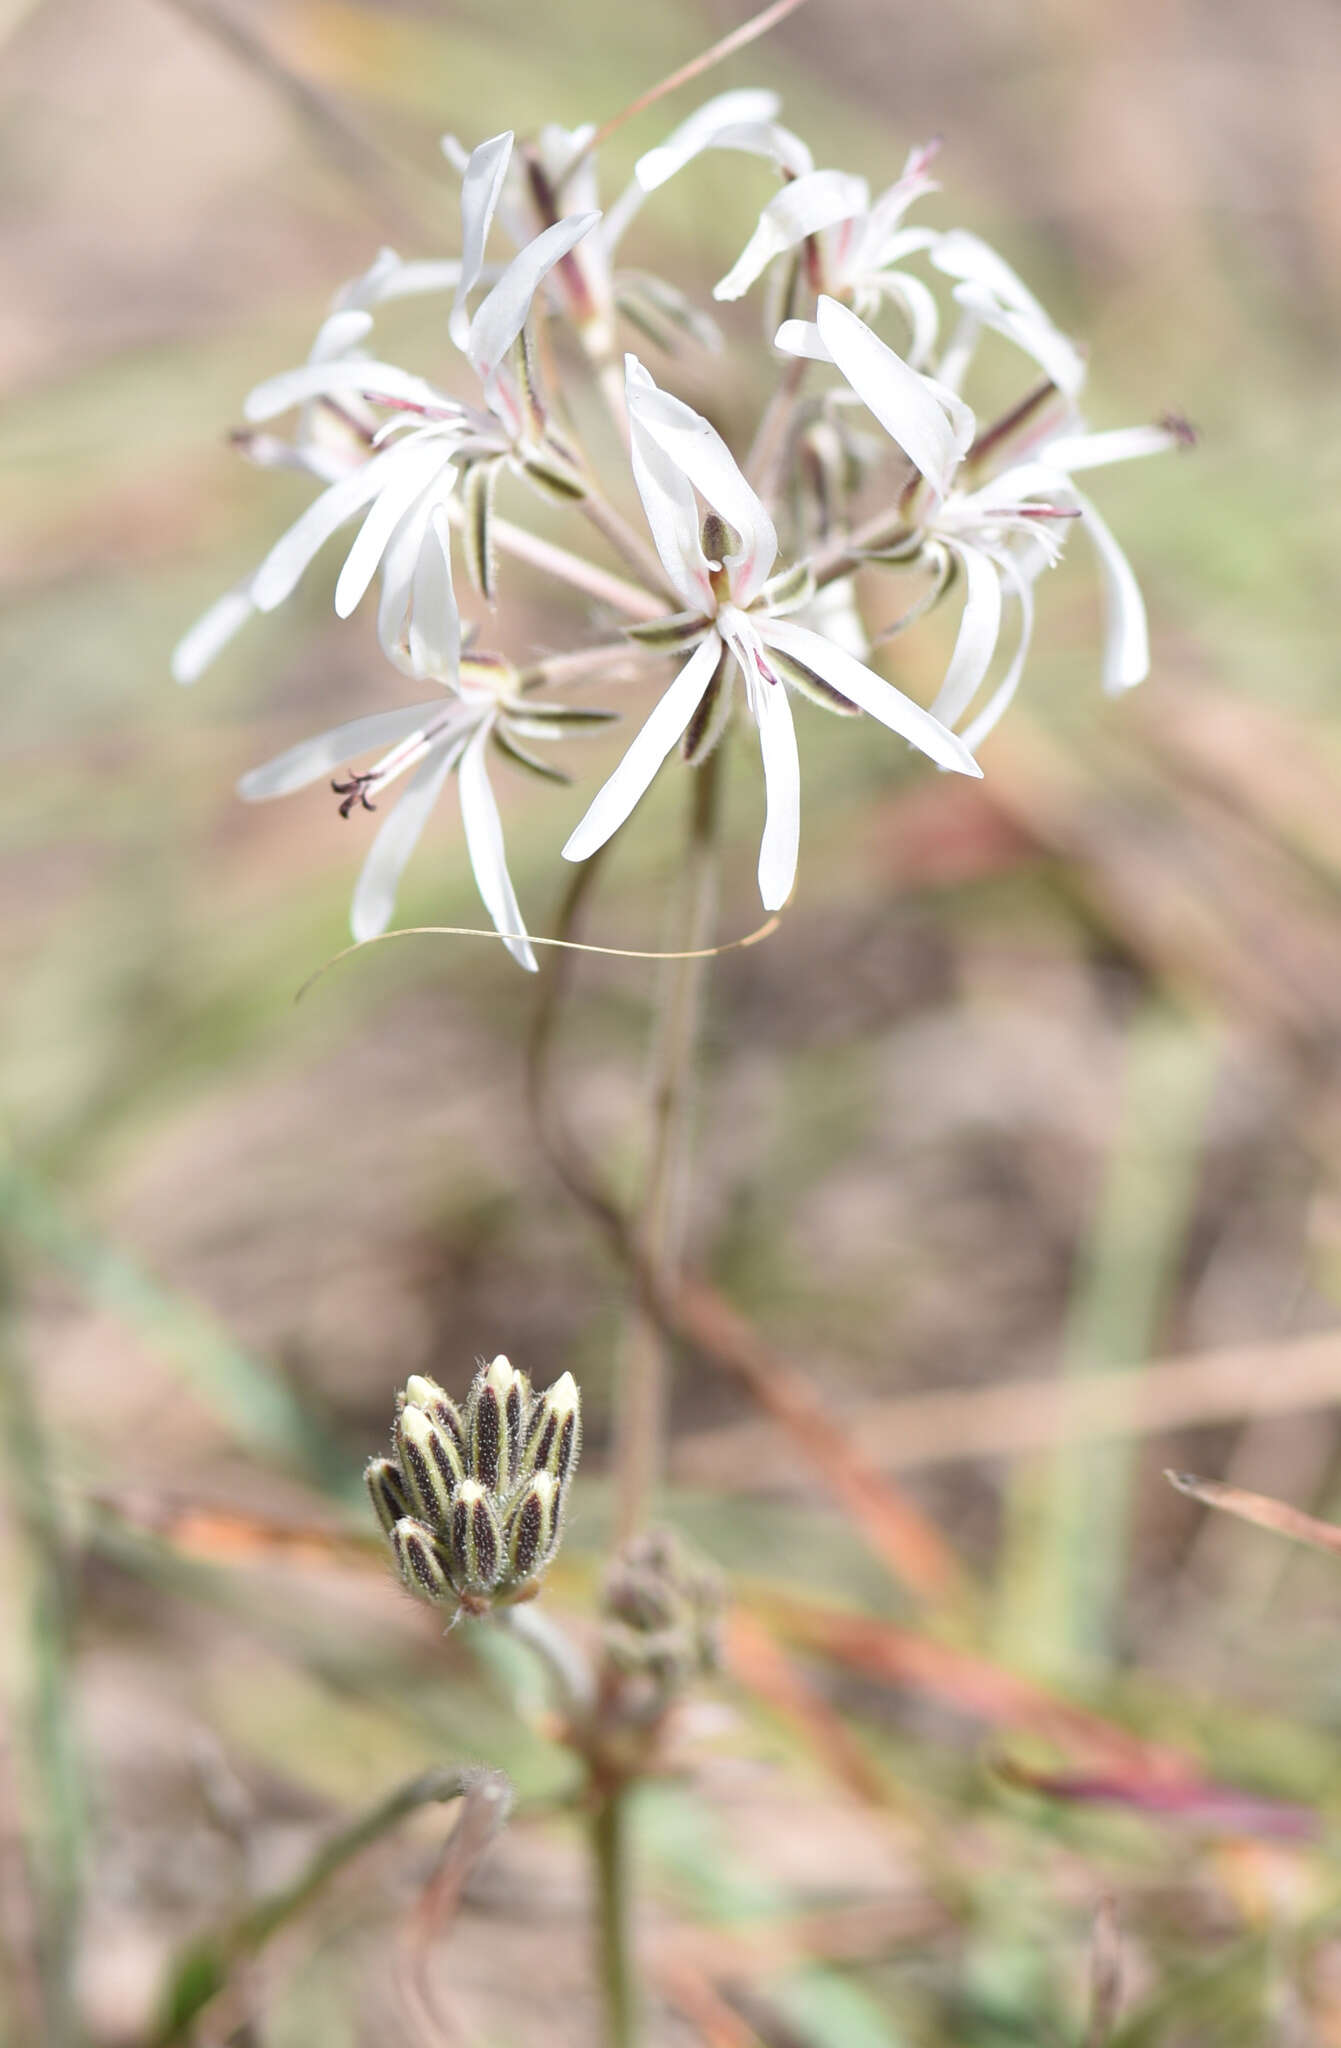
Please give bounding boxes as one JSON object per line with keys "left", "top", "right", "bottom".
{"left": 592, "top": 1787, "right": 637, "bottom": 2048}
{"left": 811, "top": 505, "right": 916, "bottom": 586}
{"left": 496, "top": 1602, "right": 596, "bottom": 1717}
{"left": 615, "top": 749, "right": 724, "bottom": 1543}
{"left": 578, "top": 486, "right": 680, "bottom": 604}
{"left": 444, "top": 500, "right": 662, "bottom": 621}
{"left": 745, "top": 352, "right": 808, "bottom": 497}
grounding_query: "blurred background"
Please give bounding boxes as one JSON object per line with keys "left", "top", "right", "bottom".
{"left": 5, "top": 0, "right": 1341, "bottom": 2041}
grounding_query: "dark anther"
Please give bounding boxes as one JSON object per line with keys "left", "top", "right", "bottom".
{"left": 1160, "top": 411, "right": 1199, "bottom": 449}
{"left": 331, "top": 772, "right": 379, "bottom": 818}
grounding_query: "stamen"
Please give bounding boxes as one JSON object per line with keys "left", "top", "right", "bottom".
{"left": 332, "top": 772, "right": 379, "bottom": 818}
{"left": 1160, "top": 411, "right": 1198, "bottom": 448}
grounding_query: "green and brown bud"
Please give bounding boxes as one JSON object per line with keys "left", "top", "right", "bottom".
{"left": 370, "top": 1358, "right": 581, "bottom": 1615}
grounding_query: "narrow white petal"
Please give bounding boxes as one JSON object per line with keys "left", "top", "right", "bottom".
{"left": 960, "top": 557, "right": 1036, "bottom": 750}
{"left": 1042, "top": 424, "right": 1180, "bottom": 472}
{"left": 773, "top": 318, "right": 828, "bottom": 361}
{"left": 244, "top": 356, "right": 449, "bottom": 423}
{"left": 332, "top": 248, "right": 402, "bottom": 314}
{"left": 376, "top": 495, "right": 431, "bottom": 675}
{"left": 467, "top": 212, "right": 601, "bottom": 389}
{"left": 309, "top": 308, "right": 374, "bottom": 363}
{"left": 450, "top": 131, "right": 514, "bottom": 348}
{"left": 745, "top": 661, "right": 801, "bottom": 911}
{"left": 408, "top": 504, "right": 461, "bottom": 681}
{"left": 371, "top": 258, "right": 465, "bottom": 302}
{"left": 351, "top": 737, "right": 464, "bottom": 942}
{"left": 1074, "top": 486, "right": 1151, "bottom": 692}
{"left": 929, "top": 543, "right": 1003, "bottom": 728}
{"left": 760, "top": 618, "right": 981, "bottom": 777}
{"left": 625, "top": 358, "right": 777, "bottom": 605}
{"left": 171, "top": 586, "right": 255, "bottom": 684}
{"left": 249, "top": 455, "right": 395, "bottom": 613}
{"left": 814, "top": 296, "right": 966, "bottom": 499}
{"left": 333, "top": 440, "right": 450, "bottom": 619}
{"left": 562, "top": 634, "right": 721, "bottom": 862}
{"left": 238, "top": 704, "right": 439, "bottom": 801}
{"left": 634, "top": 88, "right": 785, "bottom": 189}
{"left": 931, "top": 228, "right": 1053, "bottom": 328}
{"left": 457, "top": 722, "right": 537, "bottom": 971}
{"left": 625, "top": 357, "right": 713, "bottom": 611}
{"left": 951, "top": 283, "right": 1087, "bottom": 398}
{"left": 866, "top": 269, "right": 940, "bottom": 368}
{"left": 714, "top": 169, "right": 869, "bottom": 302}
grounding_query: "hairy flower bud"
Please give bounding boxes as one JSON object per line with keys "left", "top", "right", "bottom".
{"left": 449, "top": 1479, "right": 504, "bottom": 1597}
{"left": 371, "top": 1360, "right": 580, "bottom": 1614}
{"left": 396, "top": 1404, "right": 465, "bottom": 1525}
{"left": 392, "top": 1516, "right": 455, "bottom": 1604}
{"left": 523, "top": 1370, "right": 582, "bottom": 1494}
{"left": 365, "top": 1455, "right": 410, "bottom": 1541}
{"left": 504, "top": 1469, "right": 559, "bottom": 1586}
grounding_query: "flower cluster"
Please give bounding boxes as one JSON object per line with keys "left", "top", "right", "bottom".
{"left": 366, "top": 1357, "right": 581, "bottom": 1615}
{"left": 178, "top": 82, "right": 1186, "bottom": 961}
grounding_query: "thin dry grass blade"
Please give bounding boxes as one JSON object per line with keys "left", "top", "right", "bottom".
{"left": 1166, "top": 1470, "right": 1341, "bottom": 1557}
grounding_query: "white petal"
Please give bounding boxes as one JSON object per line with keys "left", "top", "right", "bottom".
{"left": 814, "top": 296, "right": 967, "bottom": 499}
{"left": 960, "top": 556, "right": 1036, "bottom": 750}
{"left": 238, "top": 704, "right": 440, "bottom": 801}
{"left": 351, "top": 737, "right": 464, "bottom": 941}
{"left": 744, "top": 659, "right": 801, "bottom": 911}
{"left": 457, "top": 722, "right": 537, "bottom": 971}
{"left": 625, "top": 369, "right": 714, "bottom": 611}
{"left": 333, "top": 439, "right": 451, "bottom": 618}
{"left": 370, "top": 258, "right": 465, "bottom": 303}
{"left": 1041, "top": 424, "right": 1180, "bottom": 472}
{"left": 309, "top": 308, "right": 374, "bottom": 363}
{"left": 928, "top": 543, "right": 1003, "bottom": 728}
{"left": 634, "top": 89, "right": 785, "bottom": 190}
{"left": 1074, "top": 486, "right": 1150, "bottom": 692}
{"left": 951, "top": 282, "right": 1087, "bottom": 398}
{"left": 759, "top": 618, "right": 981, "bottom": 777}
{"left": 408, "top": 503, "right": 461, "bottom": 680}
{"left": 863, "top": 269, "right": 940, "bottom": 368}
{"left": 773, "top": 318, "right": 827, "bottom": 361}
{"left": 450, "top": 131, "right": 514, "bottom": 348}
{"left": 249, "top": 454, "right": 398, "bottom": 613}
{"left": 467, "top": 212, "right": 601, "bottom": 391}
{"left": 714, "top": 169, "right": 869, "bottom": 301}
{"left": 562, "top": 634, "right": 721, "bottom": 862}
{"left": 625, "top": 358, "right": 777, "bottom": 605}
{"left": 931, "top": 228, "right": 1052, "bottom": 328}
{"left": 171, "top": 585, "right": 254, "bottom": 684}
{"left": 244, "top": 356, "right": 449, "bottom": 423}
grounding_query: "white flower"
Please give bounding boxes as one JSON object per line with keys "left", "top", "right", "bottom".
{"left": 238, "top": 654, "right": 614, "bottom": 968}
{"left": 174, "top": 135, "right": 599, "bottom": 689}
{"left": 561, "top": 356, "right": 980, "bottom": 911}
{"left": 713, "top": 143, "right": 943, "bottom": 364}
{"left": 779, "top": 297, "right": 1184, "bottom": 745}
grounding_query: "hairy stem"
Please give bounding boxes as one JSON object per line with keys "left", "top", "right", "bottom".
{"left": 615, "top": 749, "right": 723, "bottom": 1543}
{"left": 745, "top": 351, "right": 808, "bottom": 498}
{"left": 445, "top": 500, "right": 662, "bottom": 620}
{"left": 578, "top": 486, "right": 680, "bottom": 604}
{"left": 592, "top": 1787, "right": 637, "bottom": 2048}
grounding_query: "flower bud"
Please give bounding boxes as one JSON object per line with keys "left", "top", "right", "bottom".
{"left": 365, "top": 1455, "right": 409, "bottom": 1541}
{"left": 391, "top": 1516, "right": 455, "bottom": 1604}
{"left": 523, "top": 1371, "right": 582, "bottom": 1495}
{"left": 449, "top": 1479, "right": 503, "bottom": 1597}
{"left": 504, "top": 1470, "right": 559, "bottom": 1586}
{"left": 467, "top": 1355, "right": 529, "bottom": 1496}
{"left": 396, "top": 1405, "right": 464, "bottom": 1527}
{"left": 403, "top": 1376, "right": 467, "bottom": 1457}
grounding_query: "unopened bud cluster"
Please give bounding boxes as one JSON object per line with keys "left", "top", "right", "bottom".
{"left": 603, "top": 1527, "right": 722, "bottom": 1691}
{"left": 367, "top": 1356, "right": 581, "bottom": 1615}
